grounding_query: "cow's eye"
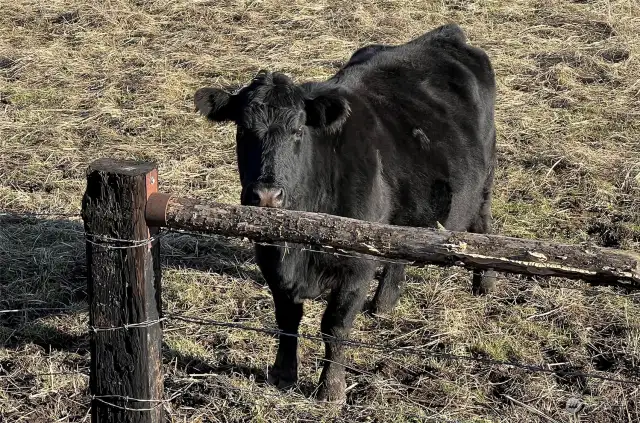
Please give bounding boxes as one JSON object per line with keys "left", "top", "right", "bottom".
{"left": 295, "top": 127, "right": 304, "bottom": 136}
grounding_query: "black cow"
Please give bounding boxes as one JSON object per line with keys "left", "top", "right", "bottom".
{"left": 195, "top": 24, "right": 497, "bottom": 402}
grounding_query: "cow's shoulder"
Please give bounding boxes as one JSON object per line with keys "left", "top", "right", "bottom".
{"left": 343, "top": 44, "right": 393, "bottom": 69}
{"left": 336, "top": 25, "right": 493, "bottom": 90}
{"left": 412, "top": 23, "right": 468, "bottom": 45}
{"left": 403, "top": 24, "right": 492, "bottom": 79}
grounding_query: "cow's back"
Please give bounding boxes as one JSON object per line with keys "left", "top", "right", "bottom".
{"left": 333, "top": 24, "right": 496, "bottom": 231}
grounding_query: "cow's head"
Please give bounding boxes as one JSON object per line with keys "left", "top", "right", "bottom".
{"left": 195, "top": 70, "right": 349, "bottom": 208}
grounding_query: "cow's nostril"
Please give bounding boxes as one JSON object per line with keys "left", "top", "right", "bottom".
{"left": 249, "top": 189, "right": 262, "bottom": 206}
{"left": 273, "top": 188, "right": 283, "bottom": 201}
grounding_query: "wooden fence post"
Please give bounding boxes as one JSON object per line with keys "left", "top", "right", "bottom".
{"left": 82, "top": 159, "right": 163, "bottom": 423}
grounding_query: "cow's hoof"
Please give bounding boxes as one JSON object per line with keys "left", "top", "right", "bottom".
{"left": 267, "top": 367, "right": 297, "bottom": 390}
{"left": 472, "top": 270, "right": 497, "bottom": 296}
{"left": 364, "top": 296, "right": 399, "bottom": 315}
{"left": 316, "top": 381, "right": 347, "bottom": 404}
{"left": 367, "top": 300, "right": 395, "bottom": 315}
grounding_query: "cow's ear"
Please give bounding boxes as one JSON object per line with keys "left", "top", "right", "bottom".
{"left": 194, "top": 87, "right": 235, "bottom": 122}
{"left": 304, "top": 91, "right": 350, "bottom": 132}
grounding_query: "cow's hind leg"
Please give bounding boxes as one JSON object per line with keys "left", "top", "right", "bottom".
{"left": 369, "top": 263, "right": 406, "bottom": 313}
{"left": 267, "top": 291, "right": 303, "bottom": 389}
{"left": 470, "top": 180, "right": 497, "bottom": 295}
{"left": 317, "top": 271, "right": 370, "bottom": 403}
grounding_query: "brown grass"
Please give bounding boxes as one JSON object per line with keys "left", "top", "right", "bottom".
{"left": 1, "top": 0, "right": 640, "bottom": 422}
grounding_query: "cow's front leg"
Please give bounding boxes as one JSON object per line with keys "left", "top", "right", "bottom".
{"left": 267, "top": 291, "right": 303, "bottom": 389}
{"left": 317, "top": 278, "right": 369, "bottom": 403}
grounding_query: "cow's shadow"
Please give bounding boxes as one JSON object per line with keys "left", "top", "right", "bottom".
{"left": 161, "top": 230, "right": 263, "bottom": 284}
{"left": 165, "top": 345, "right": 319, "bottom": 398}
{"left": 165, "top": 345, "right": 266, "bottom": 381}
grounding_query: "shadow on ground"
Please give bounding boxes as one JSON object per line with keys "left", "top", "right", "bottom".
{"left": 165, "top": 345, "right": 319, "bottom": 398}
{"left": 0, "top": 216, "right": 263, "bottom": 350}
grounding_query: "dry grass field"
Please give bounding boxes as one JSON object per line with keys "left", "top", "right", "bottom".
{"left": 1, "top": 0, "right": 640, "bottom": 422}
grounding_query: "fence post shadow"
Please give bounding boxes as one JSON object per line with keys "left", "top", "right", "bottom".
{"left": 0, "top": 214, "right": 88, "bottom": 353}
{"left": 163, "top": 342, "right": 320, "bottom": 398}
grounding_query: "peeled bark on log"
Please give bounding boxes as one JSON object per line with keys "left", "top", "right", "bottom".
{"left": 146, "top": 193, "right": 640, "bottom": 289}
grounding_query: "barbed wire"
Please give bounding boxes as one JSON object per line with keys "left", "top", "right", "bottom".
{"left": 0, "top": 370, "right": 89, "bottom": 379}
{"left": 0, "top": 211, "right": 81, "bottom": 219}
{"left": 0, "top": 307, "right": 77, "bottom": 315}
{"left": 2, "top": 210, "right": 639, "bottom": 391}
{"left": 91, "top": 382, "right": 194, "bottom": 412}
{"left": 19, "top": 306, "right": 632, "bottom": 387}
{"left": 170, "top": 375, "right": 465, "bottom": 422}
{"left": 1, "top": 214, "right": 167, "bottom": 249}
{"left": 1, "top": 215, "right": 636, "bottom": 298}
{"left": 4, "top": 201, "right": 639, "bottom": 417}
{"left": 165, "top": 312, "right": 640, "bottom": 386}
{"left": 0, "top": 233, "right": 636, "bottom": 323}
{"left": 1, "top": 315, "right": 636, "bottom": 420}
{"left": 165, "top": 227, "right": 415, "bottom": 266}
{"left": 1, "top": 369, "right": 458, "bottom": 422}
{"left": 164, "top": 228, "right": 640, "bottom": 299}
{"left": 84, "top": 232, "right": 166, "bottom": 250}
{"left": 90, "top": 318, "right": 166, "bottom": 333}
{"left": 0, "top": 210, "right": 166, "bottom": 251}
{"left": 1, "top": 210, "right": 636, "bottom": 296}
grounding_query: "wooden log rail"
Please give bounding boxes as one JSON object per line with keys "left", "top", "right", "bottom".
{"left": 146, "top": 193, "right": 640, "bottom": 289}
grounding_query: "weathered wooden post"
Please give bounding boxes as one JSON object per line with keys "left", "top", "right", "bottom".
{"left": 82, "top": 159, "right": 163, "bottom": 423}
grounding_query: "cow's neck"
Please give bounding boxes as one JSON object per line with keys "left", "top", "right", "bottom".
{"left": 291, "top": 129, "right": 343, "bottom": 215}
{"left": 291, "top": 81, "right": 357, "bottom": 215}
